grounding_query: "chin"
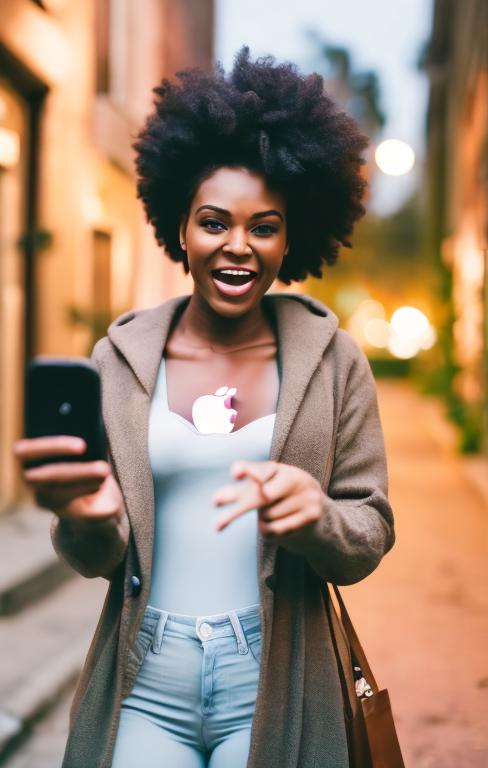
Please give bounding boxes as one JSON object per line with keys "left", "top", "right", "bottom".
{"left": 209, "top": 296, "right": 258, "bottom": 318}
{"left": 198, "top": 283, "right": 265, "bottom": 316}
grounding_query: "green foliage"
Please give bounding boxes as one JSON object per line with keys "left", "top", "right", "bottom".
{"left": 304, "top": 31, "right": 386, "bottom": 137}
{"left": 368, "top": 356, "right": 411, "bottom": 378}
{"left": 18, "top": 228, "right": 53, "bottom": 252}
{"left": 448, "top": 398, "right": 483, "bottom": 453}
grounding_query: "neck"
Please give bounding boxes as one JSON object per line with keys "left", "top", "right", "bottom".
{"left": 177, "top": 290, "right": 275, "bottom": 350}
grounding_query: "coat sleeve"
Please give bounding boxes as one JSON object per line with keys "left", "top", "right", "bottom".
{"left": 50, "top": 339, "right": 130, "bottom": 581}
{"left": 298, "top": 339, "right": 395, "bottom": 585}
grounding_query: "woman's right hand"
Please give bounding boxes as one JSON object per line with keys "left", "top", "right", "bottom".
{"left": 12, "top": 436, "right": 125, "bottom": 525}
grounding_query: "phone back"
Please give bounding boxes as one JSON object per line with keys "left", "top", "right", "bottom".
{"left": 24, "top": 357, "right": 107, "bottom": 467}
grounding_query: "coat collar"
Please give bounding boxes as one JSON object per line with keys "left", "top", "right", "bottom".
{"left": 107, "top": 291, "right": 339, "bottom": 462}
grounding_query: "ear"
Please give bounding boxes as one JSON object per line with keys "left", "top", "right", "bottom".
{"left": 284, "top": 239, "right": 290, "bottom": 257}
{"left": 179, "top": 217, "right": 188, "bottom": 251}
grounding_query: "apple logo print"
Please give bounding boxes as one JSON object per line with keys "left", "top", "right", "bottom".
{"left": 192, "top": 386, "right": 238, "bottom": 434}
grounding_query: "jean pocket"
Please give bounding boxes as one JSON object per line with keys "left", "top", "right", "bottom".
{"left": 122, "top": 622, "right": 154, "bottom": 697}
{"left": 248, "top": 634, "right": 262, "bottom": 665}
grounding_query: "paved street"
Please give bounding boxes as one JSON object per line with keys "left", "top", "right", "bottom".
{"left": 343, "top": 379, "right": 488, "bottom": 767}
{"left": 4, "top": 378, "right": 488, "bottom": 767}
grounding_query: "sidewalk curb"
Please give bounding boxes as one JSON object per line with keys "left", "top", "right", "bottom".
{"left": 0, "top": 559, "right": 75, "bottom": 616}
{"left": 0, "top": 506, "right": 74, "bottom": 616}
{"left": 0, "top": 638, "right": 85, "bottom": 761}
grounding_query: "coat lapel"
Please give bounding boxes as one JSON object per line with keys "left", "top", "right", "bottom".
{"left": 104, "top": 291, "right": 339, "bottom": 601}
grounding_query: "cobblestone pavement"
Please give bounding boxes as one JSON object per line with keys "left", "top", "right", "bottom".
{"left": 4, "top": 379, "right": 488, "bottom": 767}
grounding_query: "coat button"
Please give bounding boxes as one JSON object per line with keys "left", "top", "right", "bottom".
{"left": 130, "top": 575, "right": 141, "bottom": 596}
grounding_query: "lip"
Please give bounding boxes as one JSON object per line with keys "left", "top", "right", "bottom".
{"left": 211, "top": 275, "right": 257, "bottom": 298}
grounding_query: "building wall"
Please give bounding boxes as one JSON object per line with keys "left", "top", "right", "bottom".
{"left": 424, "top": 0, "right": 488, "bottom": 453}
{"left": 0, "top": 0, "right": 214, "bottom": 513}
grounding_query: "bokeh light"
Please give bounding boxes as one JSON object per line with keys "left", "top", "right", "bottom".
{"left": 390, "top": 306, "right": 429, "bottom": 340}
{"left": 0, "top": 127, "right": 20, "bottom": 169}
{"left": 348, "top": 301, "right": 436, "bottom": 358}
{"left": 375, "top": 139, "right": 415, "bottom": 176}
{"left": 364, "top": 318, "right": 392, "bottom": 348}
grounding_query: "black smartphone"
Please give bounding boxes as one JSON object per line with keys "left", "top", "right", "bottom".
{"left": 23, "top": 356, "right": 107, "bottom": 469}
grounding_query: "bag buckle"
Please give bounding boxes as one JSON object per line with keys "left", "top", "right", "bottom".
{"left": 353, "top": 665, "right": 374, "bottom": 698}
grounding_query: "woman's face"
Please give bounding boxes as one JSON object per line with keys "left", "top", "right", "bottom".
{"left": 179, "top": 166, "right": 289, "bottom": 318}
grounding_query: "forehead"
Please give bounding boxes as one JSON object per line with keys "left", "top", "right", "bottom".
{"left": 190, "top": 166, "right": 285, "bottom": 212}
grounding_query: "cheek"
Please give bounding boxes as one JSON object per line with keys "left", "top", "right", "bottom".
{"left": 263, "top": 236, "right": 287, "bottom": 265}
{"left": 187, "top": 228, "right": 222, "bottom": 254}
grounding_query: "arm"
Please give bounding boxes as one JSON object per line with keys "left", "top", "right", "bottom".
{"left": 50, "top": 509, "right": 129, "bottom": 580}
{"left": 50, "top": 340, "right": 130, "bottom": 580}
{"left": 300, "top": 343, "right": 395, "bottom": 585}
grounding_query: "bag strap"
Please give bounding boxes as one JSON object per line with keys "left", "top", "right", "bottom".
{"left": 329, "top": 583, "right": 379, "bottom": 695}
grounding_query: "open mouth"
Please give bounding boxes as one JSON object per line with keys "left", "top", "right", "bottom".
{"left": 210, "top": 268, "right": 257, "bottom": 285}
{"left": 210, "top": 268, "right": 258, "bottom": 298}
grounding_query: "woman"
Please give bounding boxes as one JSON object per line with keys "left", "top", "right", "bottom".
{"left": 13, "top": 48, "right": 395, "bottom": 768}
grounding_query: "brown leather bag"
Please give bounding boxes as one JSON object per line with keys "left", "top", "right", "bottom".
{"left": 324, "top": 582, "right": 406, "bottom": 768}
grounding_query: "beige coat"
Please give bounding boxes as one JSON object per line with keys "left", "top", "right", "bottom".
{"left": 52, "top": 291, "right": 395, "bottom": 768}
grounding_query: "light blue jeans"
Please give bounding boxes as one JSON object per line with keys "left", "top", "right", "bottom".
{"left": 111, "top": 602, "right": 262, "bottom": 768}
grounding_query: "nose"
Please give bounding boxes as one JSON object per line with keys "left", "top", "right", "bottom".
{"left": 222, "top": 226, "right": 252, "bottom": 257}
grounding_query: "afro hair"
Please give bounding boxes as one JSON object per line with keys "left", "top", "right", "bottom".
{"left": 134, "top": 46, "right": 369, "bottom": 284}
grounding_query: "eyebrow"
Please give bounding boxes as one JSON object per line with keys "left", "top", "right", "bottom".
{"left": 195, "top": 204, "right": 284, "bottom": 222}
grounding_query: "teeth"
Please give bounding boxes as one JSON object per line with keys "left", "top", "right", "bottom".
{"left": 219, "top": 269, "right": 252, "bottom": 275}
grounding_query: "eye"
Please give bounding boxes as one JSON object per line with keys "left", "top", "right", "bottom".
{"left": 201, "top": 218, "right": 226, "bottom": 232}
{"left": 252, "top": 223, "right": 278, "bottom": 236}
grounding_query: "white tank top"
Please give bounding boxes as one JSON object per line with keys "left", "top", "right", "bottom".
{"left": 147, "top": 354, "right": 277, "bottom": 615}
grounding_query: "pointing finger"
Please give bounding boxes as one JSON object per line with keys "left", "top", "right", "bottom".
{"left": 213, "top": 479, "right": 265, "bottom": 531}
{"left": 231, "top": 460, "right": 278, "bottom": 484}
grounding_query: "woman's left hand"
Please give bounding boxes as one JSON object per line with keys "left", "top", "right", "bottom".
{"left": 212, "top": 460, "right": 325, "bottom": 555}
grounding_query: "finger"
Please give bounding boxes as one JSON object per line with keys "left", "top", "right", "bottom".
{"left": 258, "top": 491, "right": 309, "bottom": 523}
{"left": 13, "top": 436, "right": 86, "bottom": 459}
{"left": 232, "top": 461, "right": 295, "bottom": 505}
{"left": 56, "top": 503, "right": 121, "bottom": 523}
{"left": 231, "top": 460, "right": 278, "bottom": 484}
{"left": 230, "top": 461, "right": 278, "bottom": 505}
{"left": 212, "top": 477, "right": 266, "bottom": 508}
{"left": 260, "top": 509, "right": 317, "bottom": 538}
{"left": 55, "top": 483, "right": 122, "bottom": 522}
{"left": 35, "top": 481, "right": 106, "bottom": 510}
{"left": 213, "top": 482, "right": 265, "bottom": 532}
{"left": 211, "top": 482, "right": 243, "bottom": 507}
{"left": 23, "top": 460, "right": 110, "bottom": 485}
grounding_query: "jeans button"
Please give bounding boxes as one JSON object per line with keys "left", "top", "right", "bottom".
{"left": 199, "top": 622, "right": 213, "bottom": 639}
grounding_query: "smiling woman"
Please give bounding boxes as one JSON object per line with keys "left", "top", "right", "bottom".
{"left": 19, "top": 45, "right": 397, "bottom": 768}
{"left": 180, "top": 166, "right": 289, "bottom": 311}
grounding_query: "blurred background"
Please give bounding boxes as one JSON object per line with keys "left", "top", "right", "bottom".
{"left": 0, "top": 1, "right": 486, "bottom": 766}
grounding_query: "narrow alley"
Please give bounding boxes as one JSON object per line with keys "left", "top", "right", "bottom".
{"left": 3, "top": 378, "right": 487, "bottom": 767}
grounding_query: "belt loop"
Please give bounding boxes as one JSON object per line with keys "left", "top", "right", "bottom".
{"left": 228, "top": 610, "right": 248, "bottom": 654}
{"left": 152, "top": 610, "right": 169, "bottom": 654}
